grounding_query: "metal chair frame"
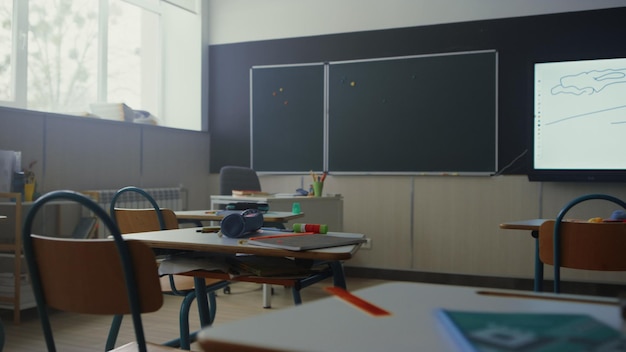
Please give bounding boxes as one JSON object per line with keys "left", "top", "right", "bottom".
{"left": 107, "top": 186, "right": 228, "bottom": 350}
{"left": 22, "top": 190, "right": 153, "bottom": 352}
{"left": 538, "top": 193, "right": 626, "bottom": 293}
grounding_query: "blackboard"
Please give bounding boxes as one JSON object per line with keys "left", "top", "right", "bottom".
{"left": 328, "top": 51, "right": 497, "bottom": 173}
{"left": 251, "top": 63, "right": 325, "bottom": 172}
{"left": 251, "top": 51, "right": 497, "bottom": 174}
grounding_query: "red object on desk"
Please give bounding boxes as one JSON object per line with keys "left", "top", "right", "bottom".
{"left": 248, "top": 232, "right": 314, "bottom": 241}
{"left": 324, "top": 286, "right": 391, "bottom": 317}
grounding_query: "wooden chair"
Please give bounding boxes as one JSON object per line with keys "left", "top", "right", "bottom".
{"left": 538, "top": 193, "right": 626, "bottom": 293}
{"left": 22, "top": 190, "right": 178, "bottom": 352}
{"left": 109, "top": 186, "right": 228, "bottom": 350}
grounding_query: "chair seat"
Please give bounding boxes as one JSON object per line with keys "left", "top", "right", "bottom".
{"left": 112, "top": 341, "right": 180, "bottom": 351}
{"left": 159, "top": 275, "right": 225, "bottom": 293}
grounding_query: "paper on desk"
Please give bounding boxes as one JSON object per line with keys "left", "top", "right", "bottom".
{"left": 158, "top": 256, "right": 231, "bottom": 276}
{"left": 272, "top": 193, "right": 299, "bottom": 198}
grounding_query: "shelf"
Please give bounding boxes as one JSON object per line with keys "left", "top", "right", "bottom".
{"left": 0, "top": 192, "right": 25, "bottom": 324}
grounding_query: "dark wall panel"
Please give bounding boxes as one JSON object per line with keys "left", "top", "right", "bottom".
{"left": 208, "top": 7, "right": 626, "bottom": 174}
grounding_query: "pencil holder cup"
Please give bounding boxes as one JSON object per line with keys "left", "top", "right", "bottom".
{"left": 313, "top": 181, "right": 323, "bottom": 197}
{"left": 24, "top": 183, "right": 36, "bottom": 202}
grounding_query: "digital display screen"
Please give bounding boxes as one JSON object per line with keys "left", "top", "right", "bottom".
{"left": 531, "top": 57, "right": 626, "bottom": 181}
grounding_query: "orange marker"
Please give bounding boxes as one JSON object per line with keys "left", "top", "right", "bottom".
{"left": 325, "top": 287, "right": 391, "bottom": 316}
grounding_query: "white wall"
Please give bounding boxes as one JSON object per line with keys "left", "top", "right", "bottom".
{"left": 205, "top": 0, "right": 626, "bottom": 45}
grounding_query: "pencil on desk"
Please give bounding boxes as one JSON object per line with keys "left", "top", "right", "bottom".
{"left": 196, "top": 227, "right": 220, "bottom": 233}
{"left": 476, "top": 290, "right": 617, "bottom": 306}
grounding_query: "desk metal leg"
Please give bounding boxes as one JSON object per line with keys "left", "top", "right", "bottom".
{"left": 330, "top": 261, "right": 347, "bottom": 289}
{"left": 262, "top": 284, "right": 272, "bottom": 308}
{"left": 532, "top": 230, "right": 543, "bottom": 292}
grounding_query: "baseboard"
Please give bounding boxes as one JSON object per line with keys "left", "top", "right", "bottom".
{"left": 344, "top": 266, "right": 624, "bottom": 298}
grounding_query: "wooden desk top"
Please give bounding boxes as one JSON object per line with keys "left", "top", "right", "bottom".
{"left": 124, "top": 227, "right": 363, "bottom": 261}
{"left": 210, "top": 194, "right": 342, "bottom": 201}
{"left": 197, "top": 281, "right": 620, "bottom": 352}
{"left": 175, "top": 210, "right": 304, "bottom": 222}
{"left": 499, "top": 219, "right": 550, "bottom": 231}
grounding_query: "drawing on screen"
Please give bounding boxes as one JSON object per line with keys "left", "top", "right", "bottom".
{"left": 551, "top": 68, "right": 626, "bottom": 96}
{"left": 545, "top": 67, "right": 626, "bottom": 126}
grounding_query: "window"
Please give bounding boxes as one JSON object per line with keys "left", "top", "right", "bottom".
{"left": 0, "top": 0, "right": 15, "bottom": 102}
{"left": 0, "top": 0, "right": 201, "bottom": 131}
{"left": 27, "top": 0, "right": 100, "bottom": 113}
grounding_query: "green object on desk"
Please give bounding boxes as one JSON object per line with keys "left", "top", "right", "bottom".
{"left": 313, "top": 181, "right": 323, "bottom": 197}
{"left": 437, "top": 310, "right": 623, "bottom": 352}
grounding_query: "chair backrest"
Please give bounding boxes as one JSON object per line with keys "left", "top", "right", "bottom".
{"left": 22, "top": 190, "right": 162, "bottom": 352}
{"left": 539, "top": 220, "right": 626, "bottom": 270}
{"left": 110, "top": 186, "right": 179, "bottom": 233}
{"left": 30, "top": 235, "right": 163, "bottom": 314}
{"left": 115, "top": 208, "right": 179, "bottom": 233}
{"left": 219, "top": 166, "right": 261, "bottom": 195}
{"left": 538, "top": 193, "right": 626, "bottom": 293}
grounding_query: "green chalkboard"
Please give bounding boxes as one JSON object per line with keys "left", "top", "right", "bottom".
{"left": 251, "top": 51, "right": 497, "bottom": 174}
{"left": 251, "top": 63, "right": 325, "bottom": 172}
{"left": 328, "top": 51, "right": 497, "bottom": 173}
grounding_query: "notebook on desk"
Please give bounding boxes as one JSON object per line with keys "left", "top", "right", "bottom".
{"left": 247, "top": 233, "right": 366, "bottom": 251}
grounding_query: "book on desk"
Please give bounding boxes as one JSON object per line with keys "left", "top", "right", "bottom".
{"left": 436, "top": 309, "right": 623, "bottom": 352}
{"left": 231, "top": 190, "right": 271, "bottom": 197}
{"left": 247, "top": 233, "right": 366, "bottom": 251}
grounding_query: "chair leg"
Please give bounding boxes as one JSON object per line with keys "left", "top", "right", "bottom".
{"left": 533, "top": 232, "right": 544, "bottom": 292}
{"left": 168, "top": 281, "right": 228, "bottom": 350}
{"left": 292, "top": 287, "right": 302, "bottom": 305}
{"left": 178, "top": 291, "right": 197, "bottom": 350}
{"left": 208, "top": 291, "right": 218, "bottom": 324}
{"left": 105, "top": 314, "right": 123, "bottom": 350}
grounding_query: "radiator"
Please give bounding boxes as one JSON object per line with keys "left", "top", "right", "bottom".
{"left": 86, "top": 187, "right": 186, "bottom": 237}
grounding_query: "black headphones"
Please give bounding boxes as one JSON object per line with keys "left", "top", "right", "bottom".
{"left": 220, "top": 209, "right": 264, "bottom": 238}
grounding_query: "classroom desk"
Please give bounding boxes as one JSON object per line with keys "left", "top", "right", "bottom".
{"left": 174, "top": 210, "right": 306, "bottom": 307}
{"left": 125, "top": 227, "right": 362, "bottom": 261}
{"left": 175, "top": 210, "right": 304, "bottom": 224}
{"left": 124, "top": 227, "right": 364, "bottom": 327}
{"left": 500, "top": 219, "right": 550, "bottom": 292}
{"left": 197, "top": 281, "right": 621, "bottom": 352}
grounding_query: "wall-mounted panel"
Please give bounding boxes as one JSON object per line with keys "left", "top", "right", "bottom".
{"left": 251, "top": 64, "right": 325, "bottom": 172}
{"left": 328, "top": 51, "right": 497, "bottom": 173}
{"left": 142, "top": 126, "right": 211, "bottom": 208}
{"left": 45, "top": 117, "right": 142, "bottom": 190}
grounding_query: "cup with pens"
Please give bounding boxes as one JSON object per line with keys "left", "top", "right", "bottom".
{"left": 310, "top": 170, "right": 327, "bottom": 197}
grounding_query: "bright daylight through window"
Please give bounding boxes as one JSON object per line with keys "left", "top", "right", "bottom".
{"left": 0, "top": 0, "right": 201, "bottom": 131}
